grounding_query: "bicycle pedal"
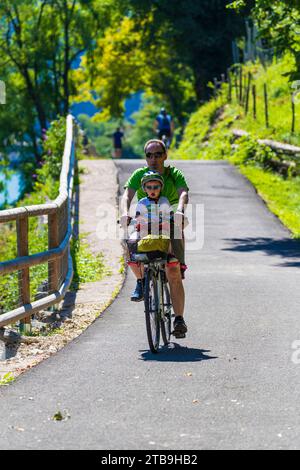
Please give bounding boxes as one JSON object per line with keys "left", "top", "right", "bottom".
{"left": 172, "top": 332, "right": 186, "bottom": 339}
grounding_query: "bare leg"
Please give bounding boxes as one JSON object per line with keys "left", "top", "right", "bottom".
{"left": 114, "top": 148, "right": 122, "bottom": 158}
{"left": 165, "top": 263, "right": 185, "bottom": 318}
{"left": 129, "top": 263, "right": 144, "bottom": 280}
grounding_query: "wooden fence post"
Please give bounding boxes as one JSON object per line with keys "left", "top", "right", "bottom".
{"left": 291, "top": 94, "right": 296, "bottom": 134}
{"left": 213, "top": 77, "right": 218, "bottom": 98}
{"left": 227, "top": 68, "right": 232, "bottom": 103}
{"left": 17, "top": 215, "right": 31, "bottom": 333}
{"left": 234, "top": 71, "right": 239, "bottom": 102}
{"left": 264, "top": 83, "right": 269, "bottom": 128}
{"left": 252, "top": 84, "right": 257, "bottom": 120}
{"left": 48, "top": 212, "right": 60, "bottom": 294}
{"left": 239, "top": 68, "right": 243, "bottom": 104}
{"left": 245, "top": 72, "right": 252, "bottom": 115}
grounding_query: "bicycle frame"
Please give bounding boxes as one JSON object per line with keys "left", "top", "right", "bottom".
{"left": 146, "top": 262, "right": 167, "bottom": 323}
{"left": 133, "top": 251, "right": 172, "bottom": 352}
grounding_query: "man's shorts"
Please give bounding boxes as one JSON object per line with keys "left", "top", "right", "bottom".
{"left": 126, "top": 238, "right": 187, "bottom": 279}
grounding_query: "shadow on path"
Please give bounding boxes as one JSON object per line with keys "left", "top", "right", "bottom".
{"left": 222, "top": 237, "right": 300, "bottom": 266}
{"left": 139, "top": 343, "right": 218, "bottom": 362}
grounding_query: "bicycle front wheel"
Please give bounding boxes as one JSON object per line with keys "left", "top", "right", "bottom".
{"left": 144, "top": 269, "right": 160, "bottom": 353}
{"left": 161, "top": 281, "right": 172, "bottom": 345}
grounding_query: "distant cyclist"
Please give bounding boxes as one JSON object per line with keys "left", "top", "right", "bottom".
{"left": 153, "top": 108, "right": 174, "bottom": 147}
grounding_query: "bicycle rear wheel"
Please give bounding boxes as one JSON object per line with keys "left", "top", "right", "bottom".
{"left": 160, "top": 280, "right": 172, "bottom": 345}
{"left": 144, "top": 269, "right": 160, "bottom": 353}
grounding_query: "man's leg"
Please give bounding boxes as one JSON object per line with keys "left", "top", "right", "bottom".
{"left": 116, "top": 148, "right": 122, "bottom": 158}
{"left": 165, "top": 262, "right": 185, "bottom": 317}
{"left": 166, "top": 261, "right": 187, "bottom": 336}
{"left": 128, "top": 261, "right": 145, "bottom": 301}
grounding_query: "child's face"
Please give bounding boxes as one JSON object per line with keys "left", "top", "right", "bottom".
{"left": 144, "top": 180, "right": 162, "bottom": 199}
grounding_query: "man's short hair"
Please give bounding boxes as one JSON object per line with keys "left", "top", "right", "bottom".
{"left": 144, "top": 139, "right": 167, "bottom": 154}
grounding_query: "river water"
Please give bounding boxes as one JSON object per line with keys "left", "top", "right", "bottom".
{"left": 0, "top": 168, "right": 24, "bottom": 208}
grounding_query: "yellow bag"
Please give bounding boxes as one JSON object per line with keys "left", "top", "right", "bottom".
{"left": 137, "top": 235, "right": 170, "bottom": 253}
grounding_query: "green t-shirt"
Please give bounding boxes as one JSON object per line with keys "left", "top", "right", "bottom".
{"left": 124, "top": 165, "right": 189, "bottom": 207}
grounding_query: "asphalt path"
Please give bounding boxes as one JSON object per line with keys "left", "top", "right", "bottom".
{"left": 1, "top": 160, "right": 300, "bottom": 450}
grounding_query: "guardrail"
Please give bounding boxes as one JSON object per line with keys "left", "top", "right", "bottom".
{"left": 0, "top": 114, "right": 76, "bottom": 330}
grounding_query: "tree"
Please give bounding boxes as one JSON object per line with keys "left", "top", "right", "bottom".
{"left": 230, "top": 1, "right": 300, "bottom": 81}
{"left": 123, "top": 0, "right": 254, "bottom": 102}
{"left": 0, "top": 0, "right": 114, "bottom": 162}
{"left": 75, "top": 14, "right": 196, "bottom": 123}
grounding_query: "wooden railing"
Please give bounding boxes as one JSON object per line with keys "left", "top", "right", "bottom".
{"left": 0, "top": 115, "right": 76, "bottom": 330}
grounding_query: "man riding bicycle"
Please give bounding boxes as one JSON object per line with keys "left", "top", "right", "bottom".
{"left": 120, "top": 139, "right": 189, "bottom": 337}
{"left": 153, "top": 108, "right": 174, "bottom": 146}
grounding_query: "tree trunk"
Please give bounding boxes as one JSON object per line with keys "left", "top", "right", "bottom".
{"left": 22, "top": 67, "right": 48, "bottom": 133}
{"left": 194, "top": 71, "right": 212, "bottom": 103}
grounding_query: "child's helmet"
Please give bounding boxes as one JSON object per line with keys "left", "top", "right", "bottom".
{"left": 141, "top": 170, "right": 164, "bottom": 191}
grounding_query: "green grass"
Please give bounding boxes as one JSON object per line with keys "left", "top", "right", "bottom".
{"left": 0, "top": 373, "right": 15, "bottom": 386}
{"left": 70, "top": 234, "right": 112, "bottom": 290}
{"left": 173, "top": 53, "right": 300, "bottom": 238}
{"left": 239, "top": 166, "right": 300, "bottom": 238}
{"left": 231, "top": 54, "right": 300, "bottom": 144}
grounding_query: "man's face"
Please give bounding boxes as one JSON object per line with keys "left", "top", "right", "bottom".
{"left": 145, "top": 142, "right": 167, "bottom": 172}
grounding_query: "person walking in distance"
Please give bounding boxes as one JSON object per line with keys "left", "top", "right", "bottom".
{"left": 112, "top": 127, "right": 124, "bottom": 158}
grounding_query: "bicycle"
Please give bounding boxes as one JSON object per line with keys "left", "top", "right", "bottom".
{"left": 155, "top": 129, "right": 172, "bottom": 149}
{"left": 123, "top": 215, "right": 187, "bottom": 353}
{"left": 131, "top": 250, "right": 173, "bottom": 353}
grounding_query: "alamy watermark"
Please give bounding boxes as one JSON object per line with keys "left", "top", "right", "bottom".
{"left": 291, "top": 340, "right": 300, "bottom": 364}
{"left": 95, "top": 200, "right": 205, "bottom": 252}
{"left": 0, "top": 81, "right": 6, "bottom": 104}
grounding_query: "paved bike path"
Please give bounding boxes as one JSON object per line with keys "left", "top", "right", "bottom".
{"left": 1, "top": 160, "right": 300, "bottom": 449}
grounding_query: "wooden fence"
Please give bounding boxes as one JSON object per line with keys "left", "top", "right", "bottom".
{"left": 0, "top": 115, "right": 76, "bottom": 329}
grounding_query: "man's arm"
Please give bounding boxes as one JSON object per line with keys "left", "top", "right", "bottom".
{"left": 173, "top": 187, "right": 189, "bottom": 229}
{"left": 176, "top": 187, "right": 189, "bottom": 213}
{"left": 120, "top": 187, "right": 136, "bottom": 226}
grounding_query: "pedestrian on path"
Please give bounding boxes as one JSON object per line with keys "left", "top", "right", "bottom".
{"left": 112, "top": 127, "right": 124, "bottom": 159}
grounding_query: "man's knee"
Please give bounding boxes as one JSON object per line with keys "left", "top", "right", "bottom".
{"left": 166, "top": 262, "right": 182, "bottom": 282}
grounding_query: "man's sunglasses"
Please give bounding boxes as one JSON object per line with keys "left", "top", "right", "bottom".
{"left": 145, "top": 184, "right": 161, "bottom": 190}
{"left": 145, "top": 151, "right": 164, "bottom": 159}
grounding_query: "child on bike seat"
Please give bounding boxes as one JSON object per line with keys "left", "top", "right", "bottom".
{"left": 127, "top": 170, "right": 188, "bottom": 303}
{"left": 127, "top": 170, "right": 173, "bottom": 247}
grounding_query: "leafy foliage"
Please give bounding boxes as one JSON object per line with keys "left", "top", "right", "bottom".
{"left": 0, "top": 117, "right": 66, "bottom": 313}
{"left": 75, "top": 14, "right": 196, "bottom": 123}
{"left": 122, "top": 0, "right": 253, "bottom": 102}
{"left": 70, "top": 235, "right": 112, "bottom": 291}
{"left": 0, "top": 0, "right": 115, "bottom": 162}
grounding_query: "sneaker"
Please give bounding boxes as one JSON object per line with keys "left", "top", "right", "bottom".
{"left": 172, "top": 316, "right": 187, "bottom": 338}
{"left": 131, "top": 279, "right": 144, "bottom": 302}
